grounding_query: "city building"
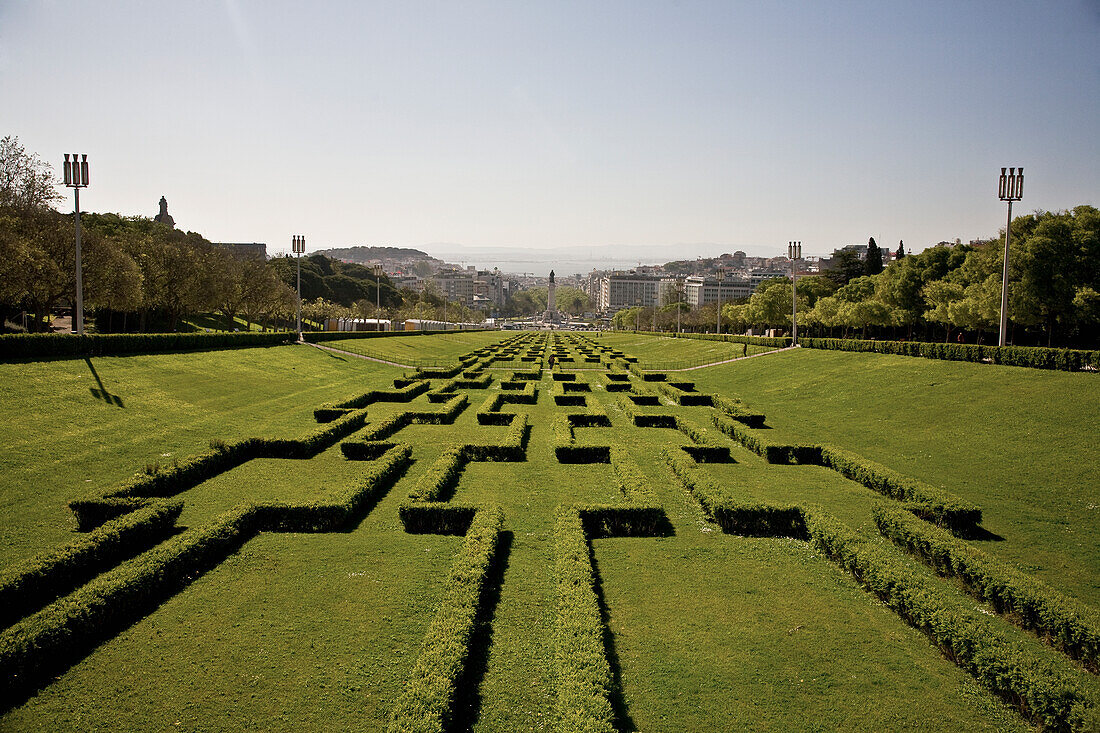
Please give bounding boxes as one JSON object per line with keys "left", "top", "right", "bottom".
{"left": 597, "top": 272, "right": 664, "bottom": 311}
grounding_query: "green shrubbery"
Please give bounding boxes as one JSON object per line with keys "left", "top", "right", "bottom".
{"left": 0, "top": 500, "right": 183, "bottom": 629}
{"left": 711, "top": 394, "right": 767, "bottom": 428}
{"left": 711, "top": 414, "right": 821, "bottom": 464}
{"left": 0, "top": 331, "right": 296, "bottom": 362}
{"left": 388, "top": 506, "right": 504, "bottom": 731}
{"left": 314, "top": 379, "right": 430, "bottom": 421}
{"left": 805, "top": 507, "right": 1100, "bottom": 732}
{"left": 874, "top": 504, "right": 1100, "bottom": 671}
{"left": 552, "top": 507, "right": 616, "bottom": 733}
{"left": 799, "top": 337, "right": 1100, "bottom": 372}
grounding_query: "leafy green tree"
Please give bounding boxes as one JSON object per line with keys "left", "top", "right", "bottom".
{"left": 826, "top": 249, "right": 865, "bottom": 286}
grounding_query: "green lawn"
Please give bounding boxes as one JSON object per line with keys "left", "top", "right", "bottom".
{"left": 319, "top": 331, "right": 510, "bottom": 365}
{"left": 1, "top": 333, "right": 1092, "bottom": 731}
{"left": 689, "top": 347, "right": 1100, "bottom": 605}
{"left": 597, "top": 332, "right": 776, "bottom": 368}
{"left": 0, "top": 344, "right": 401, "bottom": 566}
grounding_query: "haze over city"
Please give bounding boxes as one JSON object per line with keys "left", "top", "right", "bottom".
{"left": 3, "top": 1, "right": 1098, "bottom": 273}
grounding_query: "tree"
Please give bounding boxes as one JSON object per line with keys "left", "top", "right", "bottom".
{"left": 923, "top": 280, "right": 964, "bottom": 342}
{"left": 826, "top": 250, "right": 865, "bottom": 286}
{"left": 896, "top": 240, "right": 906, "bottom": 259}
{"left": 865, "top": 237, "right": 884, "bottom": 276}
{"left": 0, "top": 136, "right": 59, "bottom": 214}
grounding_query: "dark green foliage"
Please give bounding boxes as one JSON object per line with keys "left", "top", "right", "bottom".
{"left": 552, "top": 507, "right": 616, "bottom": 732}
{"left": 663, "top": 332, "right": 791, "bottom": 348}
{"left": 711, "top": 394, "right": 767, "bottom": 428}
{"left": 822, "top": 446, "right": 982, "bottom": 531}
{"left": 0, "top": 504, "right": 258, "bottom": 711}
{"left": 397, "top": 503, "right": 479, "bottom": 535}
{"left": 874, "top": 505, "right": 1100, "bottom": 671}
{"left": 799, "top": 338, "right": 1100, "bottom": 372}
{"left": 804, "top": 507, "right": 1100, "bottom": 732}
{"left": 711, "top": 414, "right": 821, "bottom": 464}
{"left": 314, "top": 379, "right": 430, "bottom": 420}
{"left": 339, "top": 440, "right": 397, "bottom": 460}
{"left": 0, "top": 332, "right": 296, "bottom": 362}
{"left": 0, "top": 501, "right": 183, "bottom": 629}
{"left": 409, "top": 448, "right": 467, "bottom": 502}
{"left": 388, "top": 506, "right": 504, "bottom": 731}
{"left": 866, "top": 237, "right": 884, "bottom": 276}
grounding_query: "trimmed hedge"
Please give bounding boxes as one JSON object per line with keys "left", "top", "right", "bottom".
{"left": 0, "top": 331, "right": 296, "bottom": 362}
{"left": 388, "top": 505, "right": 505, "bottom": 732}
{"left": 799, "top": 337, "right": 1100, "bottom": 372}
{"left": 301, "top": 329, "right": 494, "bottom": 344}
{"left": 0, "top": 503, "right": 258, "bottom": 710}
{"left": 339, "top": 440, "right": 397, "bottom": 460}
{"left": 712, "top": 394, "right": 767, "bottom": 428}
{"left": 398, "top": 503, "right": 479, "bottom": 535}
{"left": 409, "top": 448, "right": 466, "bottom": 502}
{"left": 657, "top": 331, "right": 791, "bottom": 349}
{"left": 314, "top": 380, "right": 430, "bottom": 421}
{"left": 874, "top": 504, "right": 1100, "bottom": 672}
{"left": 804, "top": 506, "right": 1100, "bottom": 731}
{"left": 821, "top": 445, "right": 981, "bottom": 531}
{"left": 552, "top": 507, "right": 616, "bottom": 733}
{"left": 664, "top": 450, "right": 805, "bottom": 538}
{"left": 0, "top": 500, "right": 183, "bottom": 629}
{"left": 711, "top": 414, "right": 821, "bottom": 465}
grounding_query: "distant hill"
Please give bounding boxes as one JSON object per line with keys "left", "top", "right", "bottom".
{"left": 316, "top": 245, "right": 439, "bottom": 263}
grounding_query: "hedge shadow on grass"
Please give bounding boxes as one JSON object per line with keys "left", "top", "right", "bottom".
{"left": 588, "top": 544, "right": 638, "bottom": 733}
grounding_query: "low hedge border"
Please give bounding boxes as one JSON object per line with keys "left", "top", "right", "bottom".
{"left": 301, "top": 329, "right": 494, "bottom": 344}
{"left": 552, "top": 507, "right": 616, "bottom": 733}
{"left": 388, "top": 505, "right": 505, "bottom": 731}
{"left": 663, "top": 449, "right": 805, "bottom": 538}
{"left": 710, "top": 414, "right": 821, "bottom": 465}
{"left": 799, "top": 337, "right": 1100, "bottom": 372}
{"left": 314, "top": 380, "right": 430, "bottom": 421}
{"left": 659, "top": 449, "right": 1100, "bottom": 729}
{"left": 0, "top": 331, "right": 296, "bottom": 362}
{"left": 805, "top": 506, "right": 1100, "bottom": 732}
{"left": 656, "top": 381, "right": 713, "bottom": 406}
{"left": 821, "top": 445, "right": 981, "bottom": 531}
{"left": 655, "top": 332, "right": 792, "bottom": 349}
{"left": 874, "top": 504, "right": 1100, "bottom": 672}
{"left": 0, "top": 500, "right": 183, "bottom": 630}
{"left": 711, "top": 394, "right": 767, "bottom": 428}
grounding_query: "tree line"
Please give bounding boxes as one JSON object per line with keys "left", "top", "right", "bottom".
{"left": 615, "top": 207, "right": 1099, "bottom": 347}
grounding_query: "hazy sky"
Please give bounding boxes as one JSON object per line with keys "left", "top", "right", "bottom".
{"left": 2, "top": 1, "right": 1098, "bottom": 265}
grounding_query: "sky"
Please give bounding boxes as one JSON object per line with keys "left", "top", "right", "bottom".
{"left": 2, "top": 1, "right": 1098, "bottom": 273}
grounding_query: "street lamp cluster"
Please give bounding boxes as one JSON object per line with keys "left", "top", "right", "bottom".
{"left": 998, "top": 167, "right": 1023, "bottom": 347}
{"left": 63, "top": 154, "right": 89, "bottom": 335}
{"left": 787, "top": 241, "right": 801, "bottom": 346}
{"left": 292, "top": 234, "right": 306, "bottom": 336}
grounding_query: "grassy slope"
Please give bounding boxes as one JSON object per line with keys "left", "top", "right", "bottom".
{"left": 597, "top": 332, "right": 775, "bottom": 367}
{"left": 690, "top": 348, "right": 1100, "bottom": 605}
{"left": 319, "top": 331, "right": 509, "bottom": 365}
{"left": 0, "top": 344, "right": 400, "bottom": 567}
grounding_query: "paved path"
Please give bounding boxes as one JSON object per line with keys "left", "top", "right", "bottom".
{"left": 661, "top": 345, "right": 799, "bottom": 372}
{"left": 301, "top": 341, "right": 417, "bottom": 369}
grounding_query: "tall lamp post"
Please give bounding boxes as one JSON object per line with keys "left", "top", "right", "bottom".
{"left": 292, "top": 234, "right": 305, "bottom": 336}
{"left": 373, "top": 264, "right": 383, "bottom": 330}
{"left": 997, "top": 167, "right": 1023, "bottom": 347}
{"left": 715, "top": 269, "right": 725, "bottom": 334}
{"left": 63, "top": 154, "right": 89, "bottom": 335}
{"left": 787, "top": 241, "right": 801, "bottom": 346}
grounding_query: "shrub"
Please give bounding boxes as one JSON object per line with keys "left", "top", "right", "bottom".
{"left": 0, "top": 500, "right": 183, "bottom": 629}
{"left": 711, "top": 414, "right": 821, "bottom": 464}
{"left": 0, "top": 331, "right": 296, "bottom": 362}
{"left": 409, "top": 448, "right": 467, "bottom": 502}
{"left": 874, "top": 504, "right": 1100, "bottom": 671}
{"left": 798, "top": 337, "right": 1100, "bottom": 372}
{"left": 712, "top": 395, "right": 767, "bottom": 428}
{"left": 388, "top": 506, "right": 504, "bottom": 732}
{"left": 314, "top": 380, "right": 430, "bottom": 421}
{"left": 339, "top": 440, "right": 397, "bottom": 460}
{"left": 821, "top": 446, "right": 981, "bottom": 531}
{"left": 552, "top": 507, "right": 616, "bottom": 733}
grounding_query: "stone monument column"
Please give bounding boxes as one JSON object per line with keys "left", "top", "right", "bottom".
{"left": 547, "top": 270, "right": 556, "bottom": 321}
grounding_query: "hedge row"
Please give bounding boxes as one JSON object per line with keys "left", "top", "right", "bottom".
{"left": 339, "top": 440, "right": 397, "bottom": 460}
{"left": 673, "top": 417, "right": 731, "bottom": 463}
{"left": 301, "top": 329, "right": 493, "bottom": 344}
{"left": 711, "top": 414, "right": 822, "bottom": 465}
{"left": 552, "top": 507, "right": 616, "bottom": 733}
{"left": 314, "top": 379, "right": 430, "bottom": 421}
{"left": 0, "top": 331, "right": 295, "bottom": 362}
{"left": 710, "top": 414, "right": 981, "bottom": 530}
{"left": 0, "top": 500, "right": 183, "bottom": 629}
{"left": 388, "top": 505, "right": 505, "bottom": 732}
{"left": 805, "top": 507, "right": 1100, "bottom": 731}
{"left": 656, "top": 381, "right": 713, "bottom": 406}
{"left": 398, "top": 503, "right": 479, "bottom": 535}
{"left": 70, "top": 408, "right": 372, "bottom": 529}
{"left": 510, "top": 370, "right": 541, "bottom": 381}
{"left": 659, "top": 332, "right": 792, "bottom": 349}
{"left": 664, "top": 449, "right": 806, "bottom": 538}
{"left": 821, "top": 445, "right": 981, "bottom": 531}
{"left": 252, "top": 444, "right": 412, "bottom": 532}
{"left": 874, "top": 504, "right": 1100, "bottom": 671}
{"left": 0, "top": 503, "right": 257, "bottom": 710}
{"left": 799, "top": 337, "right": 1100, "bottom": 372}
{"left": 711, "top": 394, "right": 767, "bottom": 428}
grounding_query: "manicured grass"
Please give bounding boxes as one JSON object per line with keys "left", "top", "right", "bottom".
{"left": 1, "top": 332, "right": 1090, "bottom": 731}
{"left": 690, "top": 348, "right": 1100, "bottom": 605}
{"left": 320, "top": 331, "right": 509, "bottom": 365}
{"left": 597, "top": 332, "right": 776, "bottom": 368}
{"left": 0, "top": 344, "right": 401, "bottom": 567}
